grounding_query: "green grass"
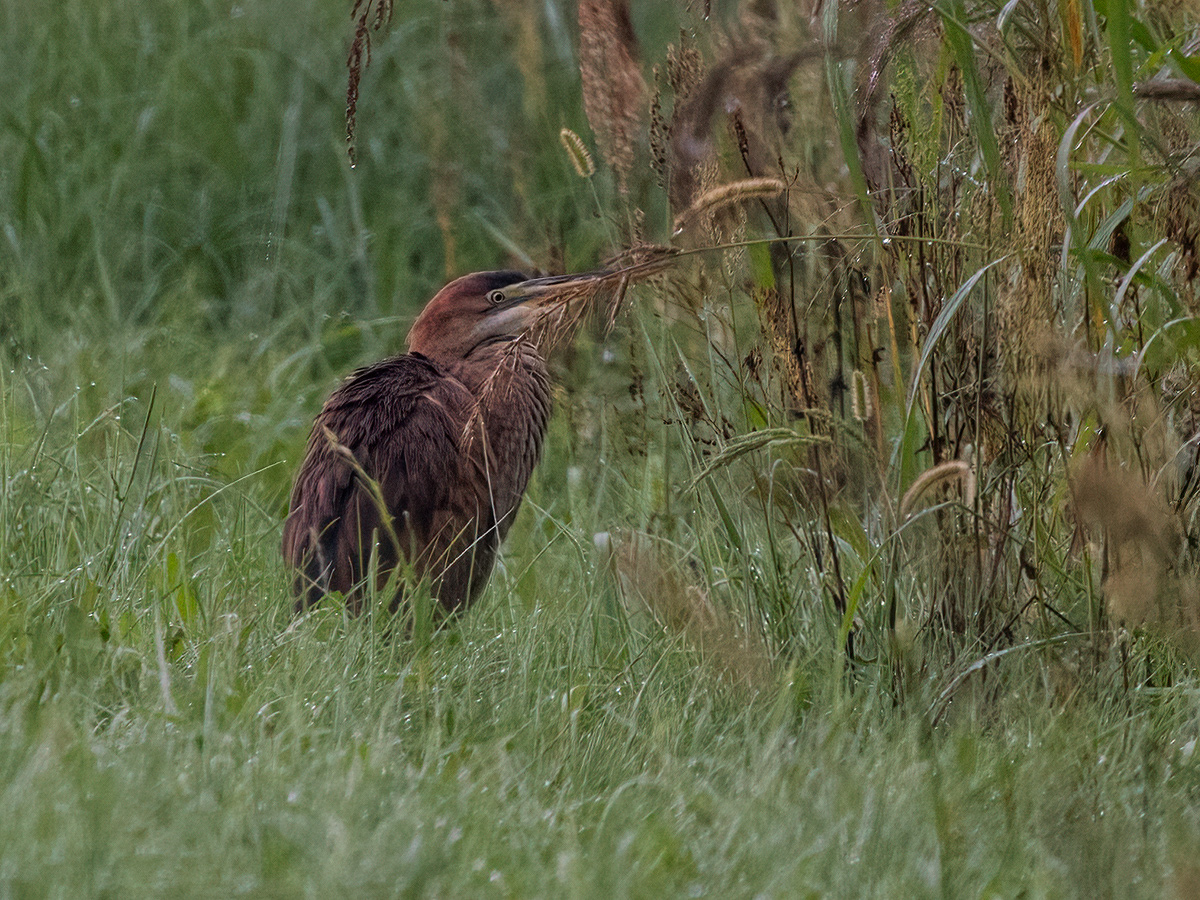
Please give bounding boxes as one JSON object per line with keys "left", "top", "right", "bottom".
{"left": 4, "top": 0, "right": 1200, "bottom": 896}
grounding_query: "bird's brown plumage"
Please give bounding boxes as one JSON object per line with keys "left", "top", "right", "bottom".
{"left": 282, "top": 270, "right": 554, "bottom": 614}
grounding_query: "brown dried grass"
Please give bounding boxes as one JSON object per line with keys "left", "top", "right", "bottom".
{"left": 529, "top": 245, "right": 680, "bottom": 350}
{"left": 603, "top": 530, "right": 772, "bottom": 690}
{"left": 578, "top": 0, "right": 645, "bottom": 194}
{"left": 1164, "top": 175, "right": 1200, "bottom": 285}
{"left": 751, "top": 285, "right": 811, "bottom": 412}
{"left": 1072, "top": 455, "right": 1186, "bottom": 630}
{"left": 458, "top": 247, "right": 678, "bottom": 454}
{"left": 1000, "top": 75, "right": 1063, "bottom": 380}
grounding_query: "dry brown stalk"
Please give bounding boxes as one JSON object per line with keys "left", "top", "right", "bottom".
{"left": 1000, "top": 75, "right": 1064, "bottom": 385}
{"left": 577, "top": 0, "right": 645, "bottom": 194}
{"left": 1065, "top": 0, "right": 1083, "bottom": 68}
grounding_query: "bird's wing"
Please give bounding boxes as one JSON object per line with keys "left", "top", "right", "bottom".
{"left": 281, "top": 354, "right": 478, "bottom": 608}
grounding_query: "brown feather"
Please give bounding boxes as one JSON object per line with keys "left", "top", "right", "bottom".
{"left": 282, "top": 271, "right": 554, "bottom": 616}
{"left": 282, "top": 261, "right": 674, "bottom": 617}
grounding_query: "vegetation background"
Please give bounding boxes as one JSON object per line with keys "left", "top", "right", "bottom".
{"left": 3, "top": 0, "right": 1200, "bottom": 895}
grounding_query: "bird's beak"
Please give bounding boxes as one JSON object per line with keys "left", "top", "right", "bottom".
{"left": 475, "top": 250, "right": 677, "bottom": 345}
{"left": 476, "top": 270, "right": 612, "bottom": 342}
{"left": 490, "top": 270, "right": 612, "bottom": 309}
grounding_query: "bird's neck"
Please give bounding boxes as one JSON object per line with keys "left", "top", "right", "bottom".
{"left": 448, "top": 338, "right": 547, "bottom": 398}
{"left": 450, "top": 338, "right": 552, "bottom": 525}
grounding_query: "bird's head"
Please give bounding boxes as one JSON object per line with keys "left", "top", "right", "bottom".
{"left": 406, "top": 270, "right": 603, "bottom": 361}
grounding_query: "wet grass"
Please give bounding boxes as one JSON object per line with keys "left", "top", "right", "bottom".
{"left": 4, "top": 0, "right": 1200, "bottom": 896}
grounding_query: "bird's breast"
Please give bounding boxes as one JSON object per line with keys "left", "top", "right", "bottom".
{"left": 455, "top": 344, "right": 552, "bottom": 525}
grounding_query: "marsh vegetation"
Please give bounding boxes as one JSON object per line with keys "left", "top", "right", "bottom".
{"left": 3, "top": 0, "right": 1200, "bottom": 895}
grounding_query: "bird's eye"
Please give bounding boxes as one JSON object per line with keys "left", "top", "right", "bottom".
{"left": 487, "top": 289, "right": 506, "bottom": 306}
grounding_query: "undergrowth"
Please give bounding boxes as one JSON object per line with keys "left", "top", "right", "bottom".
{"left": 3, "top": 0, "right": 1200, "bottom": 895}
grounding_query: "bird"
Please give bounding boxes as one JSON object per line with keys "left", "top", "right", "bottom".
{"left": 281, "top": 269, "right": 605, "bottom": 616}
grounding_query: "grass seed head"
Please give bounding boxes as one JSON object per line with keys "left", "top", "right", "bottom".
{"left": 345, "top": 0, "right": 395, "bottom": 167}
{"left": 672, "top": 177, "right": 785, "bottom": 236}
{"left": 900, "top": 460, "right": 975, "bottom": 521}
{"left": 559, "top": 128, "right": 595, "bottom": 178}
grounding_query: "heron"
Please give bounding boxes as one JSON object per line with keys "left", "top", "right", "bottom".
{"left": 281, "top": 268, "right": 609, "bottom": 616}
